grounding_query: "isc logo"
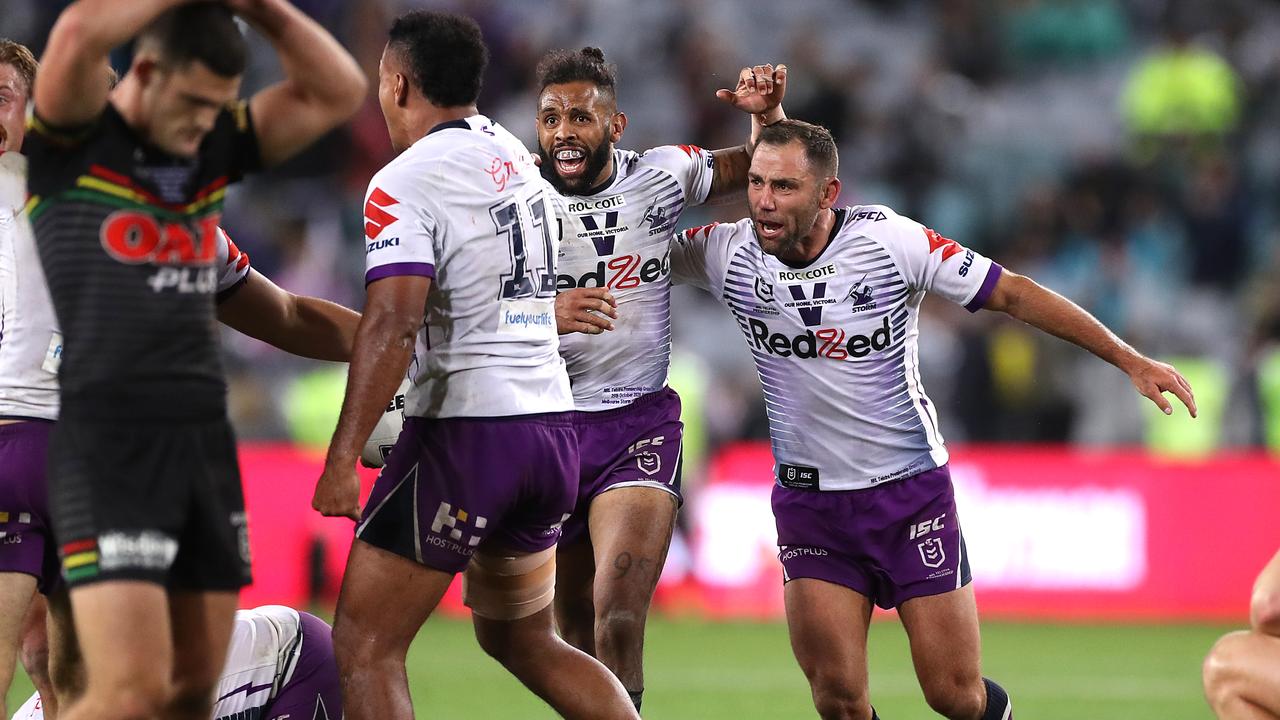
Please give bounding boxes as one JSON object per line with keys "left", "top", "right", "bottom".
{"left": 909, "top": 513, "right": 946, "bottom": 540}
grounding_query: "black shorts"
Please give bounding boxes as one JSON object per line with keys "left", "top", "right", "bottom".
{"left": 48, "top": 417, "right": 252, "bottom": 590}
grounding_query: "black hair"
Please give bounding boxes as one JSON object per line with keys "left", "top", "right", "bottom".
{"left": 388, "top": 10, "right": 488, "bottom": 107}
{"left": 138, "top": 3, "right": 246, "bottom": 78}
{"left": 535, "top": 47, "right": 617, "bottom": 100}
{"left": 758, "top": 119, "right": 839, "bottom": 178}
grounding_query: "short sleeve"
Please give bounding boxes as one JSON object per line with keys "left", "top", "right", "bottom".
{"left": 216, "top": 100, "right": 263, "bottom": 182}
{"left": 672, "top": 221, "right": 741, "bottom": 295}
{"left": 639, "top": 145, "right": 715, "bottom": 207}
{"left": 213, "top": 227, "right": 252, "bottom": 302}
{"left": 362, "top": 171, "right": 438, "bottom": 286}
{"left": 873, "top": 206, "right": 1002, "bottom": 312}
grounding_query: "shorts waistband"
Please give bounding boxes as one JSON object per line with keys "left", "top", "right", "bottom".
{"left": 405, "top": 409, "right": 575, "bottom": 428}
{"left": 0, "top": 418, "right": 54, "bottom": 437}
{"left": 571, "top": 387, "right": 679, "bottom": 423}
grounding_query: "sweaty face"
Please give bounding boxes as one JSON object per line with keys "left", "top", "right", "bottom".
{"left": 0, "top": 63, "right": 29, "bottom": 152}
{"left": 747, "top": 142, "right": 826, "bottom": 259}
{"left": 536, "top": 81, "right": 618, "bottom": 195}
{"left": 138, "top": 60, "right": 241, "bottom": 158}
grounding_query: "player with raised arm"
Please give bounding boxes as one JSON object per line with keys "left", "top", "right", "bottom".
{"left": 13, "top": 605, "right": 341, "bottom": 720}
{"left": 310, "top": 12, "right": 637, "bottom": 720}
{"left": 672, "top": 119, "right": 1197, "bottom": 720}
{"left": 25, "top": 2, "right": 364, "bottom": 718}
{"left": 1204, "top": 548, "right": 1280, "bottom": 719}
{"left": 540, "top": 49, "right": 785, "bottom": 711}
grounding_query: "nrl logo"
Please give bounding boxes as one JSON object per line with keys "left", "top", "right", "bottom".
{"left": 754, "top": 276, "right": 774, "bottom": 303}
{"left": 917, "top": 538, "right": 945, "bottom": 568}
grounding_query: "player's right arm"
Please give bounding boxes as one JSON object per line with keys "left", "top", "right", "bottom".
{"left": 34, "top": 0, "right": 189, "bottom": 127}
{"left": 1251, "top": 549, "right": 1280, "bottom": 637}
{"left": 313, "top": 275, "right": 427, "bottom": 521}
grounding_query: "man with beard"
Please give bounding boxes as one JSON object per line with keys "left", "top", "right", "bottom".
{"left": 538, "top": 47, "right": 785, "bottom": 711}
{"left": 24, "top": 2, "right": 364, "bottom": 717}
{"left": 312, "top": 13, "right": 638, "bottom": 719}
{"left": 672, "top": 119, "right": 1197, "bottom": 720}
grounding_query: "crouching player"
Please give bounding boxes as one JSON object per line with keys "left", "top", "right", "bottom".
{"left": 13, "top": 605, "right": 340, "bottom": 720}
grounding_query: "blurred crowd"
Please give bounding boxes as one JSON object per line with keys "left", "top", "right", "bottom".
{"left": 5, "top": 0, "right": 1280, "bottom": 466}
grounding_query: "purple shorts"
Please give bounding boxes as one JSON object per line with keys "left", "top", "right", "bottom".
{"left": 265, "top": 611, "right": 341, "bottom": 720}
{"left": 356, "top": 413, "right": 579, "bottom": 574}
{"left": 773, "top": 464, "right": 971, "bottom": 610}
{"left": 561, "top": 388, "right": 684, "bottom": 545}
{"left": 0, "top": 421, "right": 60, "bottom": 594}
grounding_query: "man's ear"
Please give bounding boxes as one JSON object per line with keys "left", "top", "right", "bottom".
{"left": 395, "top": 72, "right": 410, "bottom": 107}
{"left": 819, "top": 176, "right": 841, "bottom": 210}
{"left": 610, "top": 111, "right": 627, "bottom": 143}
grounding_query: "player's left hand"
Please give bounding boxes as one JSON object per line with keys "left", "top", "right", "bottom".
{"left": 1125, "top": 356, "right": 1197, "bottom": 417}
{"left": 556, "top": 287, "right": 618, "bottom": 335}
{"left": 716, "top": 63, "right": 787, "bottom": 118}
{"left": 313, "top": 463, "right": 362, "bottom": 521}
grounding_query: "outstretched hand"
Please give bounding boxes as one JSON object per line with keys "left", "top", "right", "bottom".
{"left": 716, "top": 63, "right": 788, "bottom": 117}
{"left": 1126, "top": 356, "right": 1197, "bottom": 417}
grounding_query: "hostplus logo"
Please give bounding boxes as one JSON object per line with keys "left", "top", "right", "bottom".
{"left": 431, "top": 502, "right": 488, "bottom": 550}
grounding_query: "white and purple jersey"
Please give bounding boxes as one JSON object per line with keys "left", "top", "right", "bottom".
{"left": 363, "top": 115, "right": 572, "bottom": 418}
{"left": 0, "top": 151, "right": 58, "bottom": 421}
{"left": 555, "top": 145, "right": 714, "bottom": 410}
{"left": 0, "top": 151, "right": 248, "bottom": 422}
{"left": 13, "top": 606, "right": 306, "bottom": 720}
{"left": 673, "top": 205, "right": 1002, "bottom": 491}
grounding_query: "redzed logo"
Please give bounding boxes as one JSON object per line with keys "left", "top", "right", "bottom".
{"left": 364, "top": 188, "right": 399, "bottom": 240}
{"left": 100, "top": 211, "right": 219, "bottom": 266}
{"left": 924, "top": 228, "right": 963, "bottom": 262}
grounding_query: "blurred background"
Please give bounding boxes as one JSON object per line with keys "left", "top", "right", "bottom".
{"left": 5, "top": 0, "right": 1280, "bottom": 717}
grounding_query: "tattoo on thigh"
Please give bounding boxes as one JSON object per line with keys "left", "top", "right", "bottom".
{"left": 613, "top": 552, "right": 654, "bottom": 584}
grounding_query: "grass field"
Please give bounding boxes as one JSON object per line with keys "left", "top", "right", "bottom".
{"left": 6, "top": 617, "right": 1229, "bottom": 719}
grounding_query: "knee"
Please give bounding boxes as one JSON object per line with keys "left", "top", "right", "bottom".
{"left": 803, "top": 669, "right": 869, "bottom": 720}
{"left": 1203, "top": 630, "right": 1250, "bottom": 709}
{"left": 595, "top": 607, "right": 646, "bottom": 651}
{"left": 18, "top": 636, "right": 50, "bottom": 689}
{"left": 920, "top": 674, "right": 985, "bottom": 719}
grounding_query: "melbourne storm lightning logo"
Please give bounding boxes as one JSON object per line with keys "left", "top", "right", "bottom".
{"left": 846, "top": 273, "right": 876, "bottom": 313}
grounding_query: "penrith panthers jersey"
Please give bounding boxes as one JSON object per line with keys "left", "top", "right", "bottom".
{"left": 673, "top": 205, "right": 1002, "bottom": 491}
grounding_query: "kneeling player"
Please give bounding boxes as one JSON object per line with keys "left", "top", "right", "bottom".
{"left": 13, "top": 605, "right": 340, "bottom": 720}
{"left": 672, "top": 119, "right": 1196, "bottom": 719}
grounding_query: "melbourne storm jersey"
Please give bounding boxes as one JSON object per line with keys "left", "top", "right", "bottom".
{"left": 0, "top": 151, "right": 58, "bottom": 421}
{"left": 13, "top": 606, "right": 306, "bottom": 720}
{"left": 673, "top": 205, "right": 1003, "bottom": 491}
{"left": 555, "top": 145, "right": 714, "bottom": 410}
{"left": 363, "top": 115, "right": 571, "bottom": 418}
{"left": 24, "top": 103, "right": 260, "bottom": 421}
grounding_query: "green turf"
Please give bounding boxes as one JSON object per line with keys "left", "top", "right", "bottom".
{"left": 5, "top": 618, "right": 1229, "bottom": 718}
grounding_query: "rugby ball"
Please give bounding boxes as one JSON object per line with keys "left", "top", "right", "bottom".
{"left": 360, "top": 377, "right": 410, "bottom": 468}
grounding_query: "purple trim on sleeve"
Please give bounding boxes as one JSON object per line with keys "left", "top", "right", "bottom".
{"left": 365, "top": 262, "right": 436, "bottom": 286}
{"left": 964, "top": 262, "right": 1003, "bottom": 313}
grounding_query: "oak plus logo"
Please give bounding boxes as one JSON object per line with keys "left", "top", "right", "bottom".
{"left": 364, "top": 188, "right": 399, "bottom": 241}
{"left": 99, "top": 211, "right": 221, "bottom": 293}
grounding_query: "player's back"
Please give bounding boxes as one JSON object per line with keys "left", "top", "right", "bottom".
{"left": 212, "top": 605, "right": 303, "bottom": 718}
{"left": 0, "top": 151, "right": 58, "bottom": 421}
{"left": 363, "top": 115, "right": 571, "bottom": 418}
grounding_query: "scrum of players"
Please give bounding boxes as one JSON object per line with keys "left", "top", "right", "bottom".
{"left": 0, "top": 2, "right": 1226, "bottom": 720}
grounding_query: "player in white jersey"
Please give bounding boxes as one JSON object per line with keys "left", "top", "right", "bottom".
{"left": 13, "top": 605, "right": 341, "bottom": 720}
{"left": 310, "top": 13, "right": 637, "bottom": 719}
{"left": 673, "top": 120, "right": 1197, "bottom": 720}
{"left": 536, "top": 48, "right": 787, "bottom": 711}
